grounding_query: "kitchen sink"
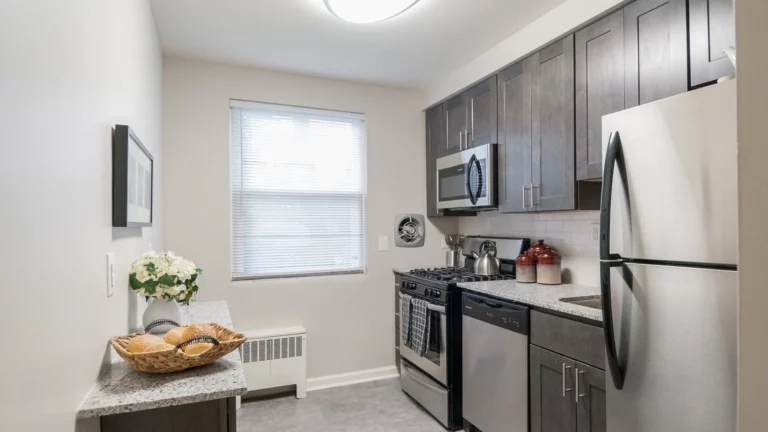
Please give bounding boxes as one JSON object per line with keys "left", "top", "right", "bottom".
{"left": 559, "top": 296, "right": 602, "bottom": 310}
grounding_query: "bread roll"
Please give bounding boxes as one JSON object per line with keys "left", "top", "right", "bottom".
{"left": 126, "top": 334, "right": 164, "bottom": 353}
{"left": 181, "top": 322, "right": 216, "bottom": 342}
{"left": 163, "top": 326, "right": 185, "bottom": 346}
{"left": 183, "top": 343, "right": 213, "bottom": 356}
{"left": 145, "top": 343, "right": 175, "bottom": 353}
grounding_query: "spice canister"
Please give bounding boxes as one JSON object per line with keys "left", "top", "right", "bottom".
{"left": 515, "top": 253, "right": 537, "bottom": 283}
{"left": 536, "top": 248, "right": 562, "bottom": 285}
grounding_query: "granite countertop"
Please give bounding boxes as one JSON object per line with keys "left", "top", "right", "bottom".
{"left": 457, "top": 280, "right": 603, "bottom": 322}
{"left": 77, "top": 301, "right": 247, "bottom": 419}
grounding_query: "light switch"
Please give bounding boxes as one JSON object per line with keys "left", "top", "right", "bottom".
{"left": 378, "top": 235, "right": 388, "bottom": 252}
{"left": 106, "top": 253, "right": 115, "bottom": 297}
{"left": 592, "top": 223, "right": 600, "bottom": 241}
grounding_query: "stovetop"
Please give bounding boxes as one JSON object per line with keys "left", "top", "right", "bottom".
{"left": 407, "top": 267, "right": 513, "bottom": 284}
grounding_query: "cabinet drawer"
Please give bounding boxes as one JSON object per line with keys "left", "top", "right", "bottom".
{"left": 530, "top": 310, "right": 605, "bottom": 369}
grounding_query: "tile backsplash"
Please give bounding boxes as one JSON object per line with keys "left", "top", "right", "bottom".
{"left": 458, "top": 211, "right": 600, "bottom": 286}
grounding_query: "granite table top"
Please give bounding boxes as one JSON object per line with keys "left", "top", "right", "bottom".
{"left": 76, "top": 301, "right": 247, "bottom": 418}
{"left": 457, "top": 280, "right": 603, "bottom": 322}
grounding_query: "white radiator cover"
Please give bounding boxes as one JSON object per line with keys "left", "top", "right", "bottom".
{"left": 240, "top": 326, "right": 307, "bottom": 398}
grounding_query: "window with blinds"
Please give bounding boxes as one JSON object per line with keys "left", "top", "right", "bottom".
{"left": 230, "top": 100, "right": 366, "bottom": 280}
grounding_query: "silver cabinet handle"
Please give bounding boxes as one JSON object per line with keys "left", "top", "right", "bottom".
{"left": 576, "top": 368, "right": 586, "bottom": 403}
{"left": 522, "top": 184, "right": 528, "bottom": 208}
{"left": 530, "top": 183, "right": 540, "bottom": 207}
{"left": 562, "top": 363, "right": 573, "bottom": 397}
{"left": 465, "top": 130, "right": 472, "bottom": 148}
{"left": 459, "top": 131, "right": 464, "bottom": 150}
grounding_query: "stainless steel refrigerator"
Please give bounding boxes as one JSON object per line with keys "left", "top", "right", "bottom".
{"left": 599, "top": 80, "right": 737, "bottom": 432}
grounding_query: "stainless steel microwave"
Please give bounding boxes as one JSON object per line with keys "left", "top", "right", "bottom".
{"left": 436, "top": 143, "right": 497, "bottom": 210}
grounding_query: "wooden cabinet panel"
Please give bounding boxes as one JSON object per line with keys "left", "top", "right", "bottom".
{"left": 498, "top": 57, "right": 535, "bottom": 213}
{"left": 467, "top": 76, "right": 498, "bottom": 148}
{"left": 443, "top": 94, "right": 467, "bottom": 158}
{"left": 689, "top": 0, "right": 735, "bottom": 87}
{"left": 426, "top": 105, "right": 443, "bottom": 217}
{"left": 534, "top": 35, "right": 576, "bottom": 211}
{"left": 576, "top": 9, "right": 625, "bottom": 181}
{"left": 576, "top": 361, "right": 607, "bottom": 432}
{"left": 101, "top": 398, "right": 235, "bottom": 432}
{"left": 624, "top": 0, "right": 688, "bottom": 108}
{"left": 531, "top": 345, "right": 578, "bottom": 432}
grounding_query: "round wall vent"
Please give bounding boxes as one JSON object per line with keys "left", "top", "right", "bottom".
{"left": 394, "top": 213, "right": 425, "bottom": 248}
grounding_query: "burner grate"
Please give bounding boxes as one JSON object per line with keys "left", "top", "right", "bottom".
{"left": 408, "top": 267, "right": 512, "bottom": 283}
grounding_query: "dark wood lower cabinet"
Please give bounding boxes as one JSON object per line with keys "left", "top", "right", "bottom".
{"left": 101, "top": 397, "right": 236, "bottom": 432}
{"left": 576, "top": 361, "right": 607, "bottom": 432}
{"left": 531, "top": 345, "right": 606, "bottom": 432}
{"left": 530, "top": 345, "right": 577, "bottom": 432}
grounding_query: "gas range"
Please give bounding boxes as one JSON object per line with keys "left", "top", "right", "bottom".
{"left": 408, "top": 267, "right": 514, "bottom": 284}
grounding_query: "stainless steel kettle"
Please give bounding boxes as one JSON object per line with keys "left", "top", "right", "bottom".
{"left": 471, "top": 241, "right": 501, "bottom": 276}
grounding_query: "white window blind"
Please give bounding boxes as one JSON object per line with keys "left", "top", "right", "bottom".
{"left": 230, "top": 100, "right": 366, "bottom": 280}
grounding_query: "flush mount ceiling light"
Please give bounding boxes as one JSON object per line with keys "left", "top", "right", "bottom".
{"left": 324, "top": 0, "right": 421, "bottom": 23}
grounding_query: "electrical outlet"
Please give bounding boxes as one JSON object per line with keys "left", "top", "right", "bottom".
{"left": 378, "top": 235, "right": 389, "bottom": 252}
{"left": 592, "top": 223, "right": 600, "bottom": 241}
{"left": 106, "top": 253, "right": 115, "bottom": 297}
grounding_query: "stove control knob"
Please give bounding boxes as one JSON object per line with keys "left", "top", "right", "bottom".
{"left": 424, "top": 288, "right": 432, "bottom": 297}
{"left": 430, "top": 290, "right": 441, "bottom": 298}
{"left": 407, "top": 282, "right": 417, "bottom": 290}
{"left": 400, "top": 281, "right": 407, "bottom": 290}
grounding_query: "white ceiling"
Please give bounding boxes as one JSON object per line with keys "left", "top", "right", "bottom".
{"left": 151, "top": 0, "right": 567, "bottom": 88}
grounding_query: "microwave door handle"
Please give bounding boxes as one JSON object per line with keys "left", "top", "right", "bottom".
{"left": 599, "top": 131, "right": 627, "bottom": 390}
{"left": 466, "top": 154, "right": 478, "bottom": 205}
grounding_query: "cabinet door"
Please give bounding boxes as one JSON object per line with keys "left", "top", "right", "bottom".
{"left": 689, "top": 0, "right": 735, "bottom": 88}
{"left": 426, "top": 105, "right": 444, "bottom": 217}
{"left": 443, "top": 94, "right": 467, "bottom": 157}
{"left": 530, "top": 345, "right": 577, "bottom": 432}
{"left": 533, "top": 35, "right": 576, "bottom": 211}
{"left": 624, "top": 0, "right": 688, "bottom": 108}
{"left": 498, "top": 57, "right": 535, "bottom": 213}
{"left": 576, "top": 9, "right": 625, "bottom": 181}
{"left": 467, "top": 76, "right": 498, "bottom": 148}
{"left": 576, "top": 361, "right": 607, "bottom": 432}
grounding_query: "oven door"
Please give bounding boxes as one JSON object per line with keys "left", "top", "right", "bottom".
{"left": 399, "top": 294, "right": 448, "bottom": 386}
{"left": 436, "top": 143, "right": 496, "bottom": 210}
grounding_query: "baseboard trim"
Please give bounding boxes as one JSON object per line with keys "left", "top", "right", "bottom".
{"left": 306, "top": 366, "right": 399, "bottom": 392}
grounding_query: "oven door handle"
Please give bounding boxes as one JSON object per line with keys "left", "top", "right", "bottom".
{"left": 397, "top": 292, "right": 446, "bottom": 314}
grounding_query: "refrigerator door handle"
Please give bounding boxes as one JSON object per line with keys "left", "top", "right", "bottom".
{"left": 599, "top": 131, "right": 626, "bottom": 390}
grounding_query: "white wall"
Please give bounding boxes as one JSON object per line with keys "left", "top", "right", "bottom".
{"left": 735, "top": 0, "right": 768, "bottom": 430}
{"left": 163, "top": 58, "right": 452, "bottom": 380}
{"left": 0, "top": 1, "right": 163, "bottom": 430}
{"left": 426, "top": 0, "right": 622, "bottom": 105}
{"left": 458, "top": 211, "right": 600, "bottom": 285}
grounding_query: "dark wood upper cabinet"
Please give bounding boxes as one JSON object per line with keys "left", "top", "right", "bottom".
{"left": 443, "top": 94, "right": 467, "bottom": 158}
{"left": 467, "top": 76, "right": 498, "bottom": 148}
{"left": 689, "top": 0, "right": 735, "bottom": 88}
{"left": 576, "top": 361, "right": 607, "bottom": 432}
{"left": 425, "top": 105, "right": 444, "bottom": 218}
{"left": 499, "top": 36, "right": 575, "bottom": 213}
{"left": 624, "top": 0, "right": 688, "bottom": 108}
{"left": 534, "top": 35, "right": 576, "bottom": 211}
{"left": 531, "top": 345, "right": 578, "bottom": 432}
{"left": 498, "top": 57, "right": 535, "bottom": 213}
{"left": 576, "top": 9, "right": 625, "bottom": 181}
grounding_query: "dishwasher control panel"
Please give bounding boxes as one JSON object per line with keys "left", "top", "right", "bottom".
{"left": 462, "top": 293, "right": 529, "bottom": 335}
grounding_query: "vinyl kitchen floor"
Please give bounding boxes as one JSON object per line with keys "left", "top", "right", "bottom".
{"left": 237, "top": 378, "right": 448, "bottom": 432}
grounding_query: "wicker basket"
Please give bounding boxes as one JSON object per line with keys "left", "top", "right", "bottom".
{"left": 110, "top": 321, "right": 246, "bottom": 373}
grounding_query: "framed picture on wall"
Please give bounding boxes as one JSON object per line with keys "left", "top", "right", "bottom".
{"left": 113, "top": 125, "right": 153, "bottom": 227}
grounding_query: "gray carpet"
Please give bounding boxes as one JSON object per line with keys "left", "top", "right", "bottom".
{"left": 237, "top": 378, "right": 449, "bottom": 431}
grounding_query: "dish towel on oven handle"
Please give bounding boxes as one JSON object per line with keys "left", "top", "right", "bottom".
{"left": 400, "top": 293, "right": 413, "bottom": 349}
{"left": 410, "top": 298, "right": 432, "bottom": 357}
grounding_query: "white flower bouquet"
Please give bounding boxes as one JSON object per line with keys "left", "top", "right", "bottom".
{"left": 129, "top": 251, "right": 202, "bottom": 305}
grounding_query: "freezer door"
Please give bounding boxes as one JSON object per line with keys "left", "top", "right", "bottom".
{"left": 601, "top": 81, "right": 737, "bottom": 265}
{"left": 605, "top": 263, "right": 736, "bottom": 432}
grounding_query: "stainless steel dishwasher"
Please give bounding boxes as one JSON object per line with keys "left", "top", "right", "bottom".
{"left": 462, "top": 293, "right": 529, "bottom": 432}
